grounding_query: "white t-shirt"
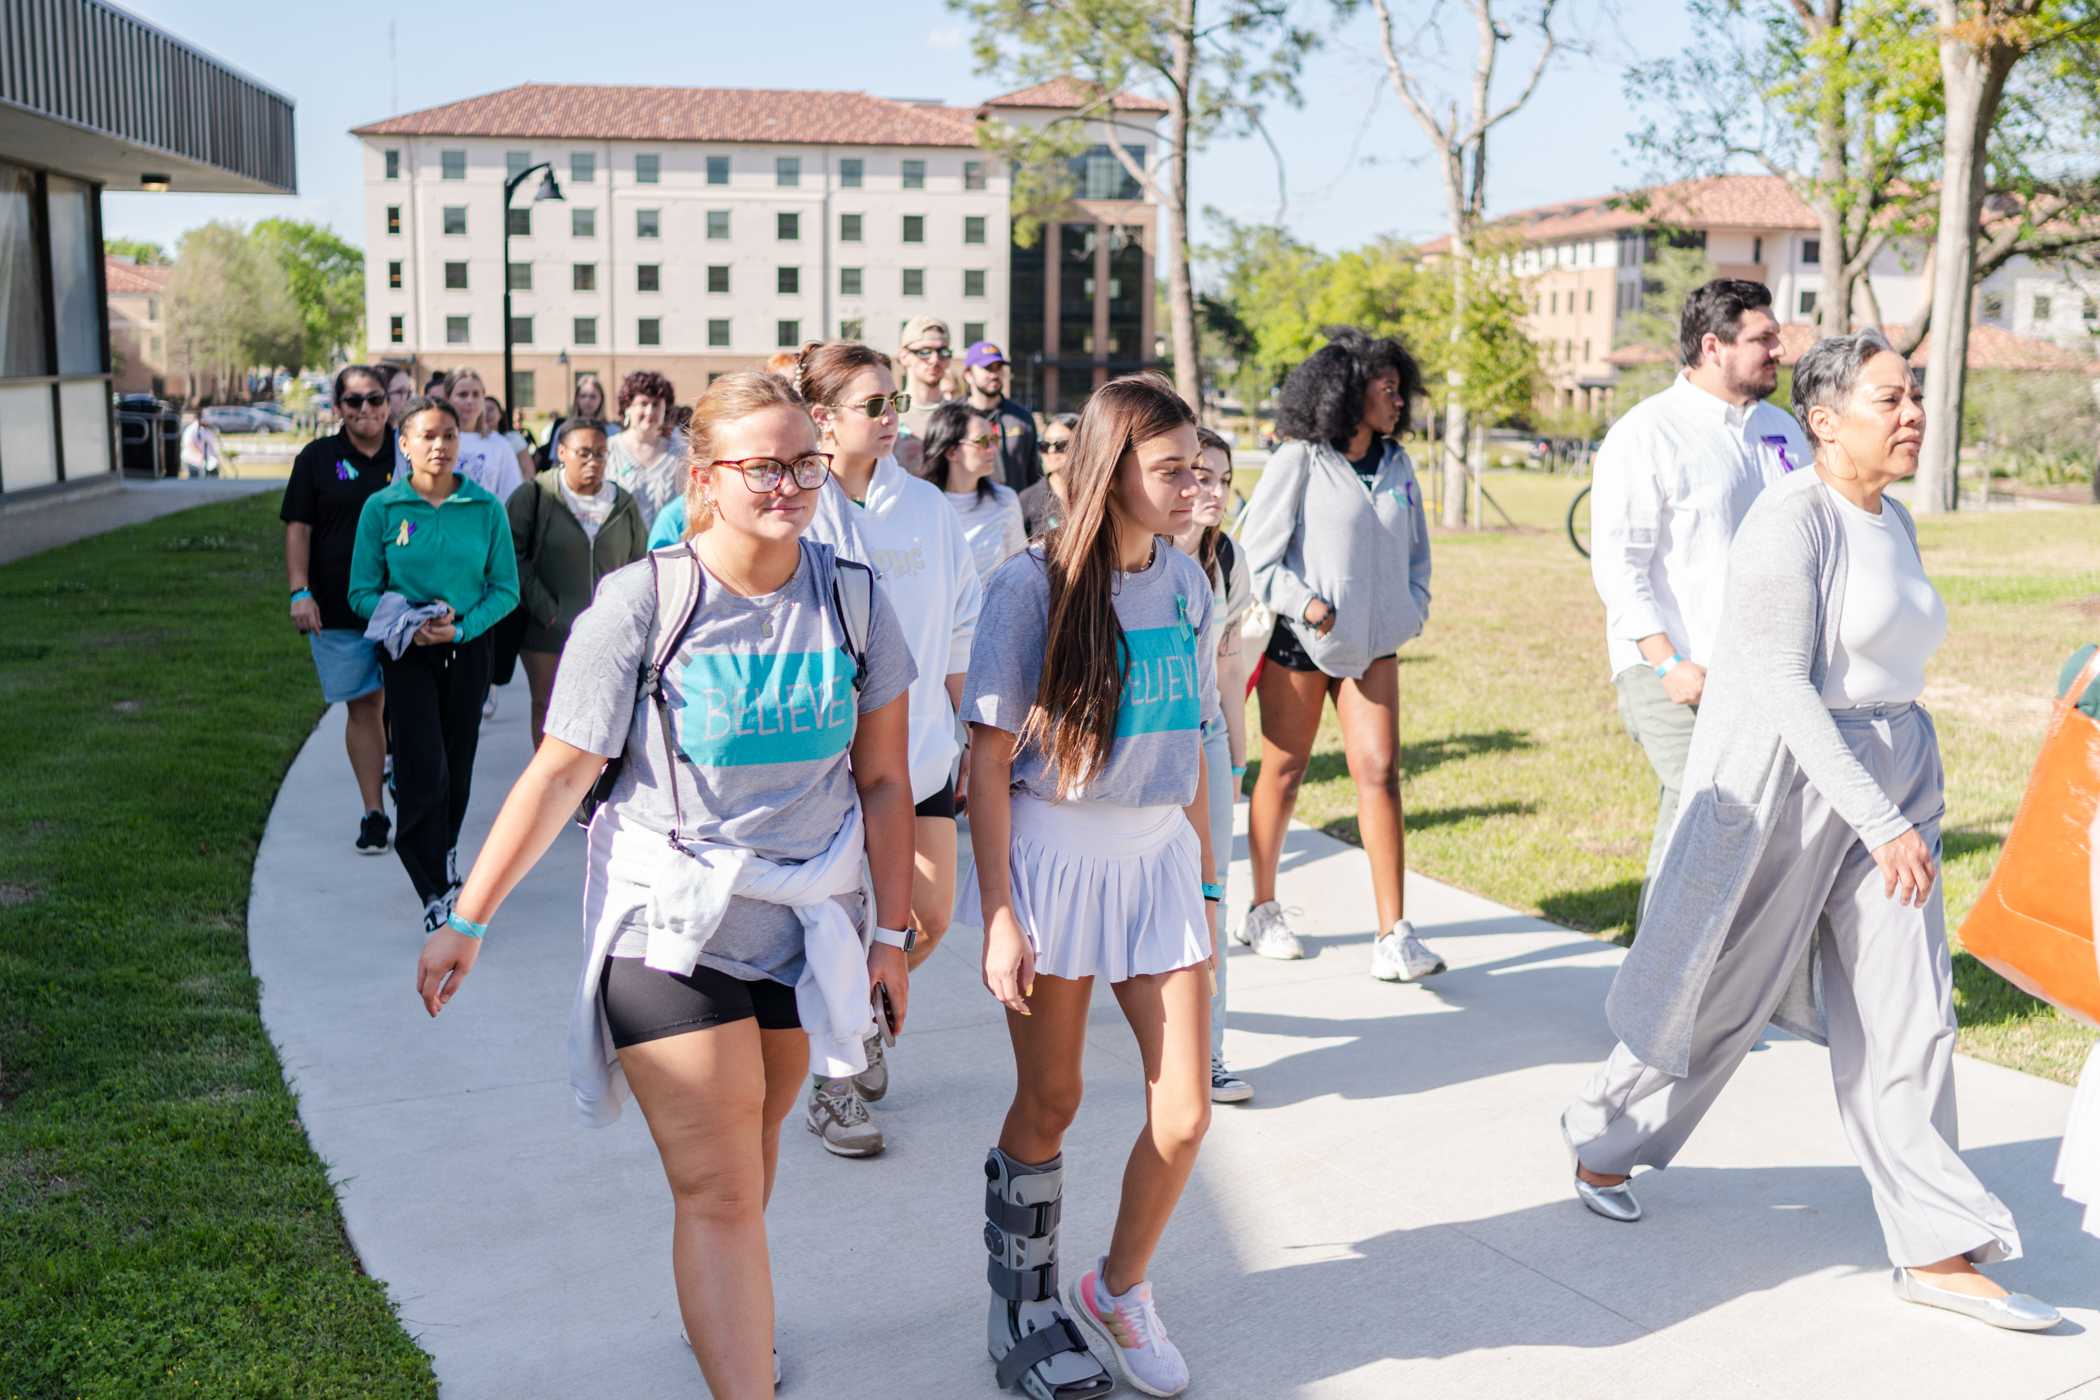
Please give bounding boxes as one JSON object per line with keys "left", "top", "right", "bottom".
{"left": 180, "top": 421, "right": 221, "bottom": 470}
{"left": 943, "top": 483, "right": 1027, "bottom": 580}
{"left": 455, "top": 431, "right": 523, "bottom": 504}
{"left": 1819, "top": 485, "right": 1946, "bottom": 707}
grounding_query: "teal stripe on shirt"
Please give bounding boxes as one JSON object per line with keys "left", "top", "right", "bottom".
{"left": 1115, "top": 625, "right": 1201, "bottom": 738}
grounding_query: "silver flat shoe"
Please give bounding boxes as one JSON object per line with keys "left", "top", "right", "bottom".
{"left": 1560, "top": 1111, "right": 1641, "bottom": 1222}
{"left": 1892, "top": 1268, "right": 2060, "bottom": 1331}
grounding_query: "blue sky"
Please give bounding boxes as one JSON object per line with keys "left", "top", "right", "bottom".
{"left": 102, "top": 0, "right": 1694, "bottom": 274}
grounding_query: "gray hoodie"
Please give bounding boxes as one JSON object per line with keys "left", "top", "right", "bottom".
{"left": 1238, "top": 437, "right": 1432, "bottom": 678}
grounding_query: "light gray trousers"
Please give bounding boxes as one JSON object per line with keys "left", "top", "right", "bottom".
{"left": 1566, "top": 703, "right": 2021, "bottom": 1269}
{"left": 1613, "top": 663, "right": 1698, "bottom": 893}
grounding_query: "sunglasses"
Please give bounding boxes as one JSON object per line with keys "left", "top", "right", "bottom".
{"left": 710, "top": 453, "right": 833, "bottom": 492}
{"left": 963, "top": 431, "right": 1002, "bottom": 448}
{"left": 831, "top": 392, "right": 912, "bottom": 419}
{"left": 907, "top": 345, "right": 954, "bottom": 361}
{"left": 1041, "top": 439, "right": 1071, "bottom": 455}
{"left": 339, "top": 392, "right": 387, "bottom": 409}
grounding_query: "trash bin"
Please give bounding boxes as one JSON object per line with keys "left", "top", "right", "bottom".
{"left": 157, "top": 408, "right": 182, "bottom": 477}
{"left": 114, "top": 395, "right": 168, "bottom": 477}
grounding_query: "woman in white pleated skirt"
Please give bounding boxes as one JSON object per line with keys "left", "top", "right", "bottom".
{"left": 963, "top": 372, "right": 1221, "bottom": 1400}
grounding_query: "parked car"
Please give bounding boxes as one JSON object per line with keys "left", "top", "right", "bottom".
{"left": 198, "top": 404, "right": 296, "bottom": 435}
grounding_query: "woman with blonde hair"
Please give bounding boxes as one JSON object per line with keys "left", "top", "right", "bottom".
{"left": 416, "top": 371, "right": 919, "bottom": 1393}
{"left": 440, "top": 368, "right": 527, "bottom": 499}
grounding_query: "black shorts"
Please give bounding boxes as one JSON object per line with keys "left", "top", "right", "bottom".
{"left": 913, "top": 777, "right": 957, "bottom": 820}
{"left": 1263, "top": 618, "right": 1327, "bottom": 675}
{"left": 599, "top": 954, "right": 801, "bottom": 1048}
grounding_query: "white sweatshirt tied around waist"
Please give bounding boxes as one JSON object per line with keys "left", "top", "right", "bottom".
{"left": 569, "top": 806, "right": 876, "bottom": 1126}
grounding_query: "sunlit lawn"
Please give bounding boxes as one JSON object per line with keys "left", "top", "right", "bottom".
{"left": 1250, "top": 467, "right": 2100, "bottom": 1084}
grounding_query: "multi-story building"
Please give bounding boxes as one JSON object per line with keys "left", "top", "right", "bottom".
{"left": 353, "top": 81, "right": 1165, "bottom": 416}
{"left": 105, "top": 256, "right": 187, "bottom": 400}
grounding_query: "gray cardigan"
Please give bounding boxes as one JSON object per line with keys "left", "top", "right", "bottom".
{"left": 1605, "top": 469, "right": 1921, "bottom": 1077}
{"left": 1239, "top": 438, "right": 1432, "bottom": 679}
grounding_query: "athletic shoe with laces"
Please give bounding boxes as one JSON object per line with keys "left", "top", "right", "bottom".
{"left": 1237, "top": 901, "right": 1306, "bottom": 960}
{"left": 421, "top": 897, "right": 447, "bottom": 937}
{"left": 805, "top": 1076, "right": 884, "bottom": 1157}
{"left": 851, "top": 1029, "right": 888, "bottom": 1102}
{"left": 356, "top": 809, "right": 391, "bottom": 855}
{"left": 1209, "top": 1057, "right": 1252, "bottom": 1104}
{"left": 1067, "top": 1256, "right": 1191, "bottom": 1397}
{"left": 1371, "top": 919, "right": 1446, "bottom": 982}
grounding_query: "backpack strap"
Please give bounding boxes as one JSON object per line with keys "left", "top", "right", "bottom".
{"left": 830, "top": 557, "right": 875, "bottom": 692}
{"left": 1214, "top": 533, "right": 1237, "bottom": 607}
{"left": 577, "top": 545, "right": 704, "bottom": 836}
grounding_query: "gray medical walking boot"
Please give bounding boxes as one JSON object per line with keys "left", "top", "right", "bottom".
{"left": 985, "top": 1149, "right": 1113, "bottom": 1399}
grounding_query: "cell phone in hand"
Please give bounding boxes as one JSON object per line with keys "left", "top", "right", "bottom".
{"left": 872, "top": 983, "right": 898, "bottom": 1047}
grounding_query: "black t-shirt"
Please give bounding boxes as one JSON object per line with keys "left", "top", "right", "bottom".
{"left": 280, "top": 429, "right": 397, "bottom": 630}
{"left": 992, "top": 396, "right": 1041, "bottom": 493}
{"left": 1350, "top": 441, "right": 1383, "bottom": 489}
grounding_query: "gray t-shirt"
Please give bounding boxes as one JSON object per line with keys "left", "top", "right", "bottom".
{"left": 964, "top": 541, "right": 1218, "bottom": 808}
{"left": 546, "top": 540, "right": 915, "bottom": 983}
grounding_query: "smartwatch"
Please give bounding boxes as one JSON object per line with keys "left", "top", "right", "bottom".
{"left": 872, "top": 925, "right": 917, "bottom": 952}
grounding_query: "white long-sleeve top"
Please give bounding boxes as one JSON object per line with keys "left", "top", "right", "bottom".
{"left": 1589, "top": 373, "right": 1811, "bottom": 677}
{"left": 1818, "top": 484, "right": 1947, "bottom": 706}
{"left": 807, "top": 457, "right": 983, "bottom": 801}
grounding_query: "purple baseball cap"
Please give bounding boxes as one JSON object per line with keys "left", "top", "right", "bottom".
{"left": 963, "top": 341, "right": 1008, "bottom": 370}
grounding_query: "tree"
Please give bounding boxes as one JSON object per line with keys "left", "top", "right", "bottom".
{"left": 104, "top": 238, "right": 167, "bottom": 265}
{"left": 1367, "top": 0, "right": 1575, "bottom": 526}
{"left": 953, "top": 0, "right": 1319, "bottom": 411}
{"left": 250, "top": 218, "right": 365, "bottom": 371}
{"left": 167, "top": 222, "right": 300, "bottom": 402}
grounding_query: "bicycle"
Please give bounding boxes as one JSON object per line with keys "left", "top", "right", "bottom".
{"left": 1566, "top": 483, "right": 1591, "bottom": 558}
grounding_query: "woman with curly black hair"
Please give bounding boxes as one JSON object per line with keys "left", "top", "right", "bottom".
{"left": 1236, "top": 329, "right": 1439, "bottom": 983}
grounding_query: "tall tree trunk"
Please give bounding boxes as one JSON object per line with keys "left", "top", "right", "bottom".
{"left": 1441, "top": 227, "right": 1471, "bottom": 528}
{"left": 1816, "top": 203, "right": 1856, "bottom": 334}
{"left": 1164, "top": 3, "right": 1203, "bottom": 412}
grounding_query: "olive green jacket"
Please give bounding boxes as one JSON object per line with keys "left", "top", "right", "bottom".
{"left": 507, "top": 472, "right": 648, "bottom": 653}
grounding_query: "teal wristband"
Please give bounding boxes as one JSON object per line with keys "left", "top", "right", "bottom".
{"left": 1654, "top": 653, "right": 1683, "bottom": 678}
{"left": 446, "top": 911, "right": 487, "bottom": 940}
{"left": 1201, "top": 881, "right": 1225, "bottom": 902}
{"left": 1231, "top": 764, "right": 1247, "bottom": 778}
{"left": 290, "top": 588, "right": 313, "bottom": 604}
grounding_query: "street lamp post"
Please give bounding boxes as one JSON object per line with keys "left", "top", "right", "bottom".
{"left": 502, "top": 162, "right": 564, "bottom": 416}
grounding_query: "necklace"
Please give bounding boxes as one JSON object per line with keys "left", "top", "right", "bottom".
{"left": 701, "top": 551, "right": 794, "bottom": 637}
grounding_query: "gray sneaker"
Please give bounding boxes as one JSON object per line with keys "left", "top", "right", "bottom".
{"left": 806, "top": 1076, "right": 884, "bottom": 1157}
{"left": 851, "top": 1030, "right": 888, "bottom": 1102}
{"left": 1371, "top": 919, "right": 1446, "bottom": 982}
{"left": 1210, "top": 1057, "right": 1252, "bottom": 1104}
{"left": 1239, "top": 901, "right": 1306, "bottom": 960}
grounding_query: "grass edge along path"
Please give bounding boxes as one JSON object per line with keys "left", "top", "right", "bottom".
{"left": 0, "top": 494, "right": 435, "bottom": 1396}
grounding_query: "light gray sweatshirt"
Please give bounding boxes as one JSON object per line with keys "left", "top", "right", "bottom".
{"left": 1238, "top": 437, "right": 1432, "bottom": 679}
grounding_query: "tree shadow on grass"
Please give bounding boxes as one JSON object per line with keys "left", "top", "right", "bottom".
{"left": 1319, "top": 799, "right": 1534, "bottom": 846}
{"left": 1538, "top": 877, "right": 1643, "bottom": 945}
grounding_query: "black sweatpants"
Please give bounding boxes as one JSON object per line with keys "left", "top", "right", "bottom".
{"left": 379, "top": 634, "right": 493, "bottom": 905}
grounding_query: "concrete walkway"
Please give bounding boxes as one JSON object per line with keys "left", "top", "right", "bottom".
{"left": 251, "top": 681, "right": 2100, "bottom": 1398}
{"left": 0, "top": 476, "right": 278, "bottom": 566}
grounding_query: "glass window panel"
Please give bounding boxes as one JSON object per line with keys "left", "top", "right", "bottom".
{"left": 778, "top": 267, "right": 799, "bottom": 295}
{"left": 840, "top": 213, "right": 862, "bottom": 242}
{"left": 965, "top": 215, "right": 986, "bottom": 245}
{"left": 708, "top": 318, "right": 730, "bottom": 347}
{"left": 776, "top": 157, "right": 800, "bottom": 187}
{"left": 635, "top": 154, "right": 660, "bottom": 185}
{"left": 573, "top": 263, "right": 596, "bottom": 291}
{"left": 47, "top": 177, "right": 101, "bottom": 374}
{"left": 571, "top": 152, "right": 595, "bottom": 184}
{"left": 964, "top": 269, "right": 986, "bottom": 299}
{"left": 902, "top": 215, "right": 924, "bottom": 244}
{"left": 506, "top": 150, "right": 531, "bottom": 180}
{"left": 840, "top": 267, "right": 862, "bottom": 296}
{"left": 639, "top": 318, "right": 662, "bottom": 346}
{"left": 778, "top": 211, "right": 799, "bottom": 241}
{"left": 840, "top": 158, "right": 863, "bottom": 188}
{"left": 708, "top": 265, "right": 730, "bottom": 294}
{"left": 637, "top": 264, "right": 660, "bottom": 292}
{"left": 445, "top": 262, "right": 468, "bottom": 290}
{"left": 574, "top": 316, "right": 597, "bottom": 346}
{"left": 636, "top": 209, "right": 660, "bottom": 239}
{"left": 964, "top": 160, "right": 986, "bottom": 191}
{"left": 706, "top": 210, "right": 730, "bottom": 239}
{"left": 902, "top": 268, "right": 925, "bottom": 297}
{"left": 508, "top": 263, "right": 532, "bottom": 292}
{"left": 707, "top": 155, "right": 729, "bottom": 186}
{"left": 443, "top": 206, "right": 468, "bottom": 235}
{"left": 510, "top": 316, "right": 533, "bottom": 345}
{"left": 385, "top": 150, "right": 401, "bottom": 180}
{"left": 777, "top": 319, "right": 800, "bottom": 347}
{"left": 447, "top": 316, "right": 470, "bottom": 344}
{"left": 441, "top": 149, "right": 466, "bottom": 180}
{"left": 902, "top": 159, "right": 926, "bottom": 190}
{"left": 508, "top": 208, "right": 531, "bottom": 238}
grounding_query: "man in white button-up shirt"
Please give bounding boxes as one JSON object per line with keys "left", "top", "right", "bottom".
{"left": 1590, "top": 280, "right": 1810, "bottom": 898}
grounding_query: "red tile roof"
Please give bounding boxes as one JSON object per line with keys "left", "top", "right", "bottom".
{"left": 1422, "top": 174, "right": 1818, "bottom": 253}
{"left": 1607, "top": 321, "right": 2099, "bottom": 374}
{"left": 104, "top": 257, "right": 170, "bottom": 295}
{"left": 352, "top": 84, "right": 981, "bottom": 147}
{"left": 980, "top": 78, "right": 1170, "bottom": 114}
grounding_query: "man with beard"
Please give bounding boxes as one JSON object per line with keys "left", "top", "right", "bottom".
{"left": 1590, "top": 280, "right": 1807, "bottom": 908}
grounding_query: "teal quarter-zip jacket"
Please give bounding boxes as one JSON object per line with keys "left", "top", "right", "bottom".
{"left": 348, "top": 474, "right": 521, "bottom": 643}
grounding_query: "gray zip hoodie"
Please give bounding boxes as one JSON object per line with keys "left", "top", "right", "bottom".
{"left": 1238, "top": 437, "right": 1432, "bottom": 678}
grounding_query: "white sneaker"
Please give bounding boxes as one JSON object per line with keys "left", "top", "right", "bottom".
{"left": 1238, "top": 901, "right": 1305, "bottom": 960}
{"left": 1210, "top": 1057, "right": 1252, "bottom": 1104}
{"left": 1067, "top": 1257, "right": 1190, "bottom": 1397}
{"left": 1371, "top": 920, "right": 1446, "bottom": 982}
{"left": 482, "top": 690, "right": 499, "bottom": 720}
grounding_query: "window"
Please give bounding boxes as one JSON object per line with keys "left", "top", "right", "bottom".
{"left": 707, "top": 265, "right": 730, "bottom": 294}
{"left": 507, "top": 207, "right": 531, "bottom": 237}
{"left": 574, "top": 316, "right": 598, "bottom": 346}
{"left": 441, "top": 149, "right": 465, "bottom": 180}
{"left": 777, "top": 319, "right": 801, "bottom": 347}
{"left": 386, "top": 205, "right": 401, "bottom": 235}
{"left": 446, "top": 315, "right": 470, "bottom": 344}
{"left": 386, "top": 260, "right": 402, "bottom": 290}
{"left": 902, "top": 159, "right": 926, "bottom": 190}
{"left": 2035, "top": 294, "right": 2054, "bottom": 321}
{"left": 1802, "top": 237, "right": 1821, "bottom": 266}
{"left": 706, "top": 209, "right": 730, "bottom": 240}
{"left": 570, "top": 151, "right": 595, "bottom": 184}
{"left": 1752, "top": 235, "right": 1764, "bottom": 264}
{"left": 635, "top": 153, "right": 660, "bottom": 185}
{"left": 964, "top": 269, "right": 986, "bottom": 298}
{"left": 384, "top": 149, "right": 400, "bottom": 180}
{"left": 444, "top": 261, "right": 468, "bottom": 290}
{"left": 1549, "top": 291, "right": 1558, "bottom": 314}
{"left": 962, "top": 321, "right": 986, "bottom": 345}
{"left": 572, "top": 207, "right": 596, "bottom": 237}
{"left": 902, "top": 214, "right": 925, "bottom": 244}
{"left": 389, "top": 314, "right": 404, "bottom": 344}
{"left": 1585, "top": 289, "right": 1594, "bottom": 312}
{"left": 840, "top": 158, "right": 863, "bottom": 188}
{"left": 506, "top": 150, "right": 531, "bottom": 180}
{"left": 1584, "top": 339, "right": 1592, "bottom": 361}
{"left": 841, "top": 318, "right": 864, "bottom": 340}
{"left": 776, "top": 156, "right": 800, "bottom": 187}
{"left": 1068, "top": 144, "right": 1145, "bottom": 201}
{"left": 965, "top": 215, "right": 987, "bottom": 245}
{"left": 1798, "top": 288, "right": 1819, "bottom": 316}
{"left": 964, "top": 160, "right": 986, "bottom": 191}
{"left": 777, "top": 211, "right": 800, "bottom": 241}
{"left": 840, "top": 212, "right": 862, "bottom": 242}
{"left": 778, "top": 267, "right": 800, "bottom": 295}
{"left": 840, "top": 267, "right": 862, "bottom": 296}
{"left": 573, "top": 263, "right": 596, "bottom": 291}
{"left": 508, "top": 262, "right": 532, "bottom": 292}
{"left": 510, "top": 315, "right": 534, "bottom": 345}
{"left": 708, "top": 318, "right": 730, "bottom": 347}
{"left": 638, "top": 317, "right": 662, "bottom": 346}
{"left": 636, "top": 208, "right": 660, "bottom": 239}
{"left": 707, "top": 155, "right": 729, "bottom": 186}
{"left": 1980, "top": 292, "right": 2005, "bottom": 321}
{"left": 637, "top": 264, "right": 661, "bottom": 293}
{"left": 902, "top": 268, "right": 925, "bottom": 297}
{"left": 513, "top": 371, "right": 535, "bottom": 408}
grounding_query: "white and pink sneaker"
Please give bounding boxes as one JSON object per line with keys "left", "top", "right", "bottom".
{"left": 1066, "top": 1255, "right": 1190, "bottom": 1397}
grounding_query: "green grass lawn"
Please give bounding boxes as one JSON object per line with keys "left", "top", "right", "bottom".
{"left": 1252, "top": 469, "right": 2100, "bottom": 1085}
{"left": 0, "top": 495, "right": 434, "bottom": 1395}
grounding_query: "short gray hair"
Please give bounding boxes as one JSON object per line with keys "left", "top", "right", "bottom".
{"left": 1792, "top": 328, "right": 1896, "bottom": 444}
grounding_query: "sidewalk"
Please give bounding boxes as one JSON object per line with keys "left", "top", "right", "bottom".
{"left": 251, "top": 683, "right": 2100, "bottom": 1398}
{"left": 0, "top": 476, "right": 278, "bottom": 566}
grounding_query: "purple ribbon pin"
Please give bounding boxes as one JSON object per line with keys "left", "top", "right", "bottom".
{"left": 1761, "top": 435, "right": 1802, "bottom": 473}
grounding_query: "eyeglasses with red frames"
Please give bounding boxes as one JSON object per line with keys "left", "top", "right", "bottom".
{"left": 710, "top": 453, "right": 833, "bottom": 492}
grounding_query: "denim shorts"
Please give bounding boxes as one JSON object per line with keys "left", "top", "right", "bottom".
{"left": 308, "top": 628, "right": 383, "bottom": 704}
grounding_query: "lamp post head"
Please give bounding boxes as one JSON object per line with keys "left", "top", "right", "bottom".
{"left": 533, "top": 169, "right": 564, "bottom": 203}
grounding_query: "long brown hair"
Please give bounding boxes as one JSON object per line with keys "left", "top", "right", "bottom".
{"left": 1192, "top": 425, "right": 1234, "bottom": 578}
{"left": 679, "top": 372, "right": 809, "bottom": 539}
{"left": 1020, "top": 372, "right": 1195, "bottom": 797}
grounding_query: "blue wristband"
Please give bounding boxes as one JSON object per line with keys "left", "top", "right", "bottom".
{"left": 1231, "top": 764, "right": 1248, "bottom": 778}
{"left": 1201, "top": 881, "right": 1225, "bottom": 902}
{"left": 1654, "top": 653, "right": 1683, "bottom": 678}
{"left": 290, "top": 588, "right": 313, "bottom": 604}
{"left": 446, "top": 911, "right": 487, "bottom": 940}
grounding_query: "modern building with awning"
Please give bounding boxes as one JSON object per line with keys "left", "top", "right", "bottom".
{"left": 0, "top": 0, "right": 295, "bottom": 500}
